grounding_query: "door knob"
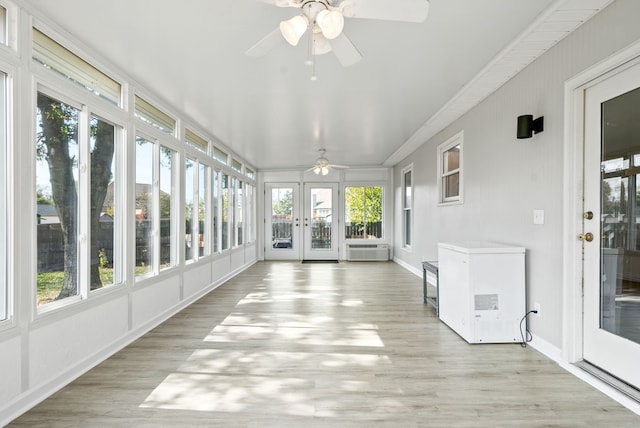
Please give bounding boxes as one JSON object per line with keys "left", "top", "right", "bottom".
{"left": 579, "top": 232, "right": 594, "bottom": 242}
{"left": 583, "top": 211, "right": 594, "bottom": 220}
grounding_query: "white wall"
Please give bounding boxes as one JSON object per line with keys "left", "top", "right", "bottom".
{"left": 393, "top": 0, "right": 640, "bottom": 349}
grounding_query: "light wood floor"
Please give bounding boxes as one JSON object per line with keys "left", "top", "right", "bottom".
{"left": 9, "top": 261, "right": 640, "bottom": 427}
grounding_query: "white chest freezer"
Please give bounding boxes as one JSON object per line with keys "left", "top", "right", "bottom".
{"left": 437, "top": 241, "right": 526, "bottom": 344}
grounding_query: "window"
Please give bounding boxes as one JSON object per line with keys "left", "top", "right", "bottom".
{"left": 221, "top": 173, "right": 229, "bottom": 250}
{"left": 135, "top": 137, "right": 154, "bottom": 276}
{"left": 89, "top": 115, "right": 120, "bottom": 291}
{"left": 213, "top": 169, "right": 220, "bottom": 253}
{"left": 199, "top": 163, "right": 209, "bottom": 257}
{"left": 36, "top": 93, "right": 81, "bottom": 305}
{"left": 245, "top": 168, "right": 255, "bottom": 180}
{"left": 438, "top": 131, "right": 463, "bottom": 204}
{"left": 0, "top": 72, "right": 6, "bottom": 320}
{"left": 236, "top": 180, "right": 243, "bottom": 246}
{"left": 231, "top": 176, "right": 237, "bottom": 247}
{"left": 245, "top": 183, "right": 254, "bottom": 244}
{"left": 232, "top": 159, "right": 242, "bottom": 173}
{"left": 36, "top": 90, "right": 124, "bottom": 307}
{"left": 134, "top": 96, "right": 175, "bottom": 136}
{"left": 135, "top": 137, "right": 176, "bottom": 277}
{"left": 185, "top": 158, "right": 196, "bottom": 262}
{"left": 185, "top": 128, "right": 208, "bottom": 153}
{"left": 345, "top": 186, "right": 383, "bottom": 239}
{"left": 159, "top": 145, "right": 176, "bottom": 270}
{"left": 402, "top": 166, "right": 412, "bottom": 248}
{"left": 184, "top": 159, "right": 209, "bottom": 261}
{"left": 0, "top": 5, "right": 6, "bottom": 45}
{"left": 32, "top": 29, "right": 121, "bottom": 106}
{"left": 213, "top": 147, "right": 228, "bottom": 165}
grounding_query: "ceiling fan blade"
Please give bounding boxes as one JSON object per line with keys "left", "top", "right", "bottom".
{"left": 343, "top": 0, "right": 429, "bottom": 23}
{"left": 257, "top": 0, "right": 299, "bottom": 7}
{"left": 330, "top": 164, "right": 350, "bottom": 169}
{"left": 245, "top": 27, "right": 285, "bottom": 57}
{"left": 329, "top": 33, "right": 362, "bottom": 67}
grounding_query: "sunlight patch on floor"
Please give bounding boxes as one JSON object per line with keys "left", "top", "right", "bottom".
{"left": 140, "top": 350, "right": 394, "bottom": 414}
{"left": 204, "top": 325, "right": 385, "bottom": 347}
{"left": 140, "top": 373, "right": 315, "bottom": 414}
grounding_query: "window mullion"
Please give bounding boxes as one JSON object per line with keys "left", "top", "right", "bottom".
{"left": 78, "top": 107, "right": 91, "bottom": 298}
{"left": 152, "top": 142, "right": 161, "bottom": 275}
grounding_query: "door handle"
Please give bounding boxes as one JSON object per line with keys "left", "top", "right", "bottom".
{"left": 579, "top": 232, "right": 594, "bottom": 242}
{"left": 583, "top": 211, "right": 594, "bottom": 220}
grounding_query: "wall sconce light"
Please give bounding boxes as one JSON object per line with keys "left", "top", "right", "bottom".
{"left": 517, "top": 115, "right": 544, "bottom": 139}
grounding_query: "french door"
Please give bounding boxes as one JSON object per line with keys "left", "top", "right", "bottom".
{"left": 302, "top": 183, "right": 339, "bottom": 261}
{"left": 583, "top": 61, "right": 640, "bottom": 389}
{"left": 264, "top": 183, "right": 300, "bottom": 260}
{"left": 264, "top": 182, "right": 340, "bottom": 260}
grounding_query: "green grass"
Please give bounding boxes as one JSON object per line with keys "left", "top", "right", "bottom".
{"left": 37, "top": 267, "right": 115, "bottom": 306}
{"left": 37, "top": 265, "right": 165, "bottom": 305}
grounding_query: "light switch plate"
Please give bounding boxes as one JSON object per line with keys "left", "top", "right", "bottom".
{"left": 533, "top": 209, "right": 545, "bottom": 225}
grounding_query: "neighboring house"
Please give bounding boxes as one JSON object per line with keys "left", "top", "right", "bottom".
{"left": 36, "top": 203, "right": 59, "bottom": 225}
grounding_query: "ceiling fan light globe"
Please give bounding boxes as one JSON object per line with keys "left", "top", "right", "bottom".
{"left": 321, "top": 166, "right": 329, "bottom": 175}
{"left": 312, "top": 33, "right": 332, "bottom": 55}
{"left": 313, "top": 166, "right": 321, "bottom": 175}
{"left": 316, "top": 10, "right": 344, "bottom": 40}
{"left": 280, "top": 15, "right": 308, "bottom": 46}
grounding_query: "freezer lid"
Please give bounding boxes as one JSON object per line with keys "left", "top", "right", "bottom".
{"left": 438, "top": 241, "right": 526, "bottom": 254}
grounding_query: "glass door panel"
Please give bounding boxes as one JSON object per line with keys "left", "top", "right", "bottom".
{"left": 583, "top": 62, "right": 640, "bottom": 389}
{"left": 264, "top": 183, "right": 300, "bottom": 260}
{"left": 303, "top": 183, "right": 339, "bottom": 260}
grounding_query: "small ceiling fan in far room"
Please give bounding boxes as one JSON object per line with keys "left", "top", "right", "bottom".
{"left": 246, "top": 0, "right": 430, "bottom": 68}
{"left": 306, "top": 148, "right": 349, "bottom": 175}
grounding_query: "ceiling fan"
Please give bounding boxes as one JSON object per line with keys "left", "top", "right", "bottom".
{"left": 307, "top": 148, "right": 349, "bottom": 175}
{"left": 246, "top": 0, "right": 430, "bottom": 67}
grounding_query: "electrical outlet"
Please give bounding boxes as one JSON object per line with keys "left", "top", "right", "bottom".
{"left": 534, "top": 302, "right": 541, "bottom": 317}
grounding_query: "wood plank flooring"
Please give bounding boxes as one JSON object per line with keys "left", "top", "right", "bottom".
{"left": 9, "top": 261, "right": 640, "bottom": 427}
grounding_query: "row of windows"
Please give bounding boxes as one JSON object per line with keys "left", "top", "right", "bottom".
{"left": 0, "top": 10, "right": 257, "bottom": 318}
{"left": 35, "top": 91, "right": 256, "bottom": 308}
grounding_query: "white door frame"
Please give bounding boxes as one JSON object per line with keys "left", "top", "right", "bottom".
{"left": 264, "top": 183, "right": 301, "bottom": 260}
{"left": 562, "top": 40, "right": 640, "bottom": 364}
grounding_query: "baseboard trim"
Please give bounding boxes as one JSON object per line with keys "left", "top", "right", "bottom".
{"left": 393, "top": 257, "right": 422, "bottom": 278}
{"left": 529, "top": 334, "right": 640, "bottom": 416}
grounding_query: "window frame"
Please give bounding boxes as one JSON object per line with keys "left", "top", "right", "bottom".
{"left": 245, "top": 182, "right": 255, "bottom": 244}
{"left": 35, "top": 85, "right": 126, "bottom": 312}
{"left": 344, "top": 184, "right": 384, "bottom": 240}
{"left": 401, "top": 165, "right": 413, "bottom": 249}
{"left": 437, "top": 131, "right": 464, "bottom": 205}
{"left": 0, "top": 68, "right": 7, "bottom": 322}
{"left": 88, "top": 113, "right": 124, "bottom": 294}
{"left": 184, "top": 156, "right": 197, "bottom": 263}
{"left": 32, "top": 28, "right": 122, "bottom": 107}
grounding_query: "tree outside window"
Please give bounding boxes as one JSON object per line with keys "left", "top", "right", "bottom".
{"left": 345, "top": 186, "right": 383, "bottom": 239}
{"left": 36, "top": 92, "right": 117, "bottom": 305}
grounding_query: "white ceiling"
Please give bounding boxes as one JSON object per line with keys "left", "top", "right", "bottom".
{"left": 21, "top": 0, "right": 610, "bottom": 170}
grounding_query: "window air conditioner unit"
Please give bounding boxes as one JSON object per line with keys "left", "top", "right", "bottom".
{"left": 346, "top": 243, "right": 390, "bottom": 261}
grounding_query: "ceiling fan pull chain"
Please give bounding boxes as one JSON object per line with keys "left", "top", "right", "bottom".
{"left": 305, "top": 24, "right": 313, "bottom": 66}
{"left": 310, "top": 27, "right": 318, "bottom": 80}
